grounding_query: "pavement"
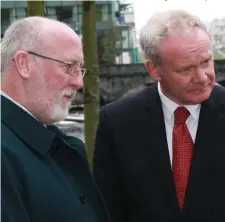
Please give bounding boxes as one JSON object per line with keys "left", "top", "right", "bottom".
{"left": 56, "top": 112, "right": 84, "bottom": 142}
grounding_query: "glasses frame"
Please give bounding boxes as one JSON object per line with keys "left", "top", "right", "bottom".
{"left": 14, "top": 51, "right": 86, "bottom": 77}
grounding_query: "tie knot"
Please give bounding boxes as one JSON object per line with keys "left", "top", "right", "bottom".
{"left": 174, "top": 107, "right": 190, "bottom": 124}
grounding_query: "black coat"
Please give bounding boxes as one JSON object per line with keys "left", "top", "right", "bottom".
{"left": 93, "top": 84, "right": 225, "bottom": 222}
{"left": 1, "top": 95, "right": 110, "bottom": 222}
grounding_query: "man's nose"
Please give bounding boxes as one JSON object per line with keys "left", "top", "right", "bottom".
{"left": 194, "top": 68, "right": 208, "bottom": 83}
{"left": 70, "top": 73, "right": 83, "bottom": 90}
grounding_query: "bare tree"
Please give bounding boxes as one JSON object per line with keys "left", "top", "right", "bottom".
{"left": 82, "top": 1, "right": 100, "bottom": 166}
{"left": 27, "top": 1, "right": 44, "bottom": 16}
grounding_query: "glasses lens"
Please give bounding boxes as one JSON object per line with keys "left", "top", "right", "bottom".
{"left": 81, "top": 68, "right": 86, "bottom": 77}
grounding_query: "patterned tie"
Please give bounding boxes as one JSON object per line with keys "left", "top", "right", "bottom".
{"left": 172, "top": 107, "right": 193, "bottom": 209}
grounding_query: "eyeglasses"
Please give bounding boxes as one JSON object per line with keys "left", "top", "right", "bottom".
{"left": 26, "top": 51, "right": 86, "bottom": 77}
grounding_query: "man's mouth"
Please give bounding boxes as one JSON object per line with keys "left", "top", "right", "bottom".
{"left": 63, "top": 89, "right": 76, "bottom": 99}
{"left": 190, "top": 85, "right": 208, "bottom": 92}
{"left": 64, "top": 95, "right": 73, "bottom": 100}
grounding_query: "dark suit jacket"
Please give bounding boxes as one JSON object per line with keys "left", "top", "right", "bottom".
{"left": 1, "top": 95, "right": 110, "bottom": 222}
{"left": 93, "top": 84, "right": 225, "bottom": 222}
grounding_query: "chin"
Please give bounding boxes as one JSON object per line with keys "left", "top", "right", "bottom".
{"left": 50, "top": 107, "right": 69, "bottom": 123}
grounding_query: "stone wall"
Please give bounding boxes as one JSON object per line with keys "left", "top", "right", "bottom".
{"left": 99, "top": 60, "right": 225, "bottom": 102}
{"left": 74, "top": 60, "right": 225, "bottom": 104}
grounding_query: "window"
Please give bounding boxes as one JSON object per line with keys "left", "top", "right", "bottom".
{"left": 16, "top": 8, "right": 26, "bottom": 17}
{"left": 1, "top": 8, "right": 10, "bottom": 35}
{"left": 122, "top": 30, "right": 129, "bottom": 48}
{"left": 96, "top": 4, "right": 111, "bottom": 22}
{"left": 102, "top": 5, "right": 109, "bottom": 21}
{"left": 55, "top": 6, "right": 73, "bottom": 22}
{"left": 73, "top": 6, "right": 78, "bottom": 15}
{"left": 96, "top": 5, "right": 102, "bottom": 21}
{"left": 46, "top": 7, "right": 56, "bottom": 16}
{"left": 73, "top": 6, "right": 81, "bottom": 24}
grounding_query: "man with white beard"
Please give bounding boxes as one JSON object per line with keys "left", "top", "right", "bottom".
{"left": 1, "top": 17, "right": 110, "bottom": 222}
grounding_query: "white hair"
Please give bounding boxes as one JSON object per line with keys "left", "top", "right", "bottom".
{"left": 1, "top": 16, "right": 70, "bottom": 76}
{"left": 139, "top": 10, "right": 211, "bottom": 64}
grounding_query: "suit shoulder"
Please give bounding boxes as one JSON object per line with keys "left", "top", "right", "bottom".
{"left": 101, "top": 85, "right": 157, "bottom": 114}
{"left": 211, "top": 85, "right": 225, "bottom": 103}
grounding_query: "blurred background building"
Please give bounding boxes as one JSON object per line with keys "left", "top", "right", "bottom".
{"left": 2, "top": 1, "right": 225, "bottom": 62}
{"left": 209, "top": 17, "right": 225, "bottom": 60}
{"left": 1, "top": 0, "right": 140, "bottom": 64}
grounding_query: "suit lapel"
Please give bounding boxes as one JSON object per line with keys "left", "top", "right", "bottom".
{"left": 142, "top": 84, "right": 180, "bottom": 214}
{"left": 183, "top": 86, "right": 225, "bottom": 213}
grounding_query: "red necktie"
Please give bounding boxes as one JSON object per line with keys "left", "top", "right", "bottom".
{"left": 172, "top": 107, "right": 193, "bottom": 209}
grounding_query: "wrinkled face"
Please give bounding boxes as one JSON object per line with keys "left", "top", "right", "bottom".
{"left": 147, "top": 29, "right": 215, "bottom": 105}
{"left": 29, "top": 30, "right": 84, "bottom": 124}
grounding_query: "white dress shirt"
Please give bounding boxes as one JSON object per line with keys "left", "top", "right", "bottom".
{"left": 157, "top": 83, "right": 201, "bottom": 164}
{"left": 1, "top": 90, "right": 38, "bottom": 120}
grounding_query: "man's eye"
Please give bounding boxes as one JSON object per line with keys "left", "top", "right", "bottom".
{"left": 177, "top": 67, "right": 191, "bottom": 73}
{"left": 182, "top": 67, "right": 191, "bottom": 72}
{"left": 203, "top": 59, "right": 209, "bottom": 64}
{"left": 66, "top": 64, "right": 73, "bottom": 72}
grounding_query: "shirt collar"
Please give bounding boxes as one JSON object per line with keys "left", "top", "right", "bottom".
{"left": 157, "top": 82, "right": 201, "bottom": 121}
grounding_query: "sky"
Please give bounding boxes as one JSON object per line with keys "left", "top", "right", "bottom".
{"left": 123, "top": 0, "right": 225, "bottom": 32}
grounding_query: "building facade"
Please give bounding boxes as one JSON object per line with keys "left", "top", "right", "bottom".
{"left": 1, "top": 0, "right": 138, "bottom": 64}
{"left": 209, "top": 17, "right": 225, "bottom": 60}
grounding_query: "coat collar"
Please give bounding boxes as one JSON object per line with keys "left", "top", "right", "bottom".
{"left": 1, "top": 95, "right": 56, "bottom": 156}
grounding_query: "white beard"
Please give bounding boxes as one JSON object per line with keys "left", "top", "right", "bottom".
{"left": 49, "top": 89, "right": 76, "bottom": 123}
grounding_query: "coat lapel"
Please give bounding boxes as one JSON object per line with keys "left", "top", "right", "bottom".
{"left": 1, "top": 95, "right": 55, "bottom": 156}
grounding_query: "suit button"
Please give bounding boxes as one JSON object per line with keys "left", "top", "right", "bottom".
{"left": 79, "top": 193, "right": 86, "bottom": 204}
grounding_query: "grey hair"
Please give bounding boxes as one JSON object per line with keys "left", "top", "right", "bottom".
{"left": 139, "top": 10, "right": 211, "bottom": 64}
{"left": 0, "top": 16, "right": 65, "bottom": 76}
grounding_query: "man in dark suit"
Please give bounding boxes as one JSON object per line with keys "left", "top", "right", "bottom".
{"left": 1, "top": 17, "right": 109, "bottom": 222}
{"left": 93, "top": 10, "right": 225, "bottom": 222}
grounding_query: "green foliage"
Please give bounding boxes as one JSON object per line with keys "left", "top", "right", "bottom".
{"left": 98, "top": 23, "right": 116, "bottom": 65}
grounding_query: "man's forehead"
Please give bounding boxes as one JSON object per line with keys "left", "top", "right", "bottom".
{"left": 161, "top": 29, "right": 210, "bottom": 47}
{"left": 54, "top": 41, "right": 83, "bottom": 61}
{"left": 70, "top": 55, "right": 84, "bottom": 65}
{"left": 159, "top": 31, "right": 211, "bottom": 56}
{"left": 44, "top": 24, "right": 82, "bottom": 48}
